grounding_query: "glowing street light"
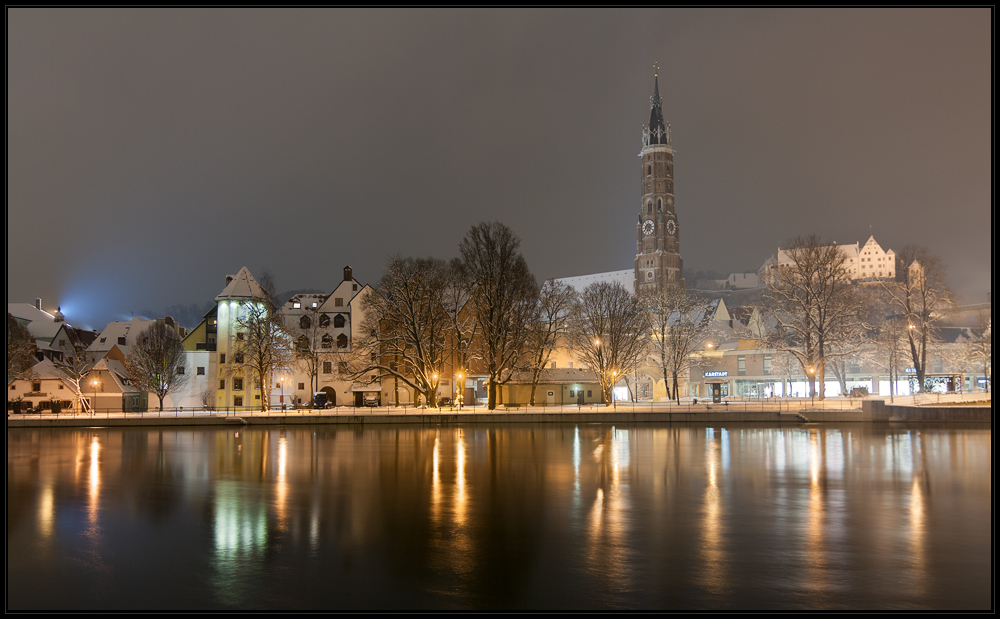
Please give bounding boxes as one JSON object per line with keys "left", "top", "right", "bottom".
{"left": 279, "top": 376, "right": 285, "bottom": 411}
{"left": 808, "top": 366, "right": 815, "bottom": 407}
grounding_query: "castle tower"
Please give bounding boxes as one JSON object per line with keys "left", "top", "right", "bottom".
{"left": 634, "top": 68, "right": 684, "bottom": 294}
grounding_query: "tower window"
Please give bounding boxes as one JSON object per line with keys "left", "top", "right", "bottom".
{"left": 647, "top": 165, "right": 652, "bottom": 177}
{"left": 647, "top": 202, "right": 652, "bottom": 214}
{"left": 658, "top": 198, "right": 662, "bottom": 212}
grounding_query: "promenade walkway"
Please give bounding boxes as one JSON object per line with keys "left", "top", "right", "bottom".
{"left": 7, "top": 393, "right": 990, "bottom": 428}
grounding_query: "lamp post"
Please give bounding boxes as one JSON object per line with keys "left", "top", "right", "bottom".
{"left": 433, "top": 373, "right": 438, "bottom": 408}
{"left": 279, "top": 376, "right": 285, "bottom": 411}
{"left": 456, "top": 373, "right": 463, "bottom": 409}
{"left": 91, "top": 379, "right": 98, "bottom": 417}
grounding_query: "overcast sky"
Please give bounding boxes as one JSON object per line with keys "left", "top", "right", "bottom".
{"left": 8, "top": 8, "right": 991, "bottom": 330}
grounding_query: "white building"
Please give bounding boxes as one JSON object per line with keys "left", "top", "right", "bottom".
{"left": 775, "top": 235, "right": 896, "bottom": 282}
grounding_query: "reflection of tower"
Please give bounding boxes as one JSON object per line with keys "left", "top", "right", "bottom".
{"left": 634, "top": 68, "right": 684, "bottom": 293}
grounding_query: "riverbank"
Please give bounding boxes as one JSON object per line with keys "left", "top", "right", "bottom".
{"left": 6, "top": 400, "right": 991, "bottom": 428}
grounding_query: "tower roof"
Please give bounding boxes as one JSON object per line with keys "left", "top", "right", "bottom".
{"left": 644, "top": 70, "right": 669, "bottom": 146}
{"left": 215, "top": 266, "right": 265, "bottom": 301}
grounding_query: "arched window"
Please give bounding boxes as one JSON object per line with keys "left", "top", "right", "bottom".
{"left": 337, "top": 334, "right": 349, "bottom": 349}
{"left": 647, "top": 201, "right": 652, "bottom": 215}
{"left": 300, "top": 315, "right": 311, "bottom": 329}
{"left": 321, "top": 334, "right": 333, "bottom": 349}
{"left": 334, "top": 314, "right": 346, "bottom": 328}
{"left": 657, "top": 198, "right": 662, "bottom": 212}
{"left": 296, "top": 335, "right": 309, "bottom": 350}
{"left": 647, "top": 165, "right": 652, "bottom": 177}
{"left": 319, "top": 314, "right": 330, "bottom": 328}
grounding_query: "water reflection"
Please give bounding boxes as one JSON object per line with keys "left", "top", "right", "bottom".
{"left": 6, "top": 423, "right": 992, "bottom": 610}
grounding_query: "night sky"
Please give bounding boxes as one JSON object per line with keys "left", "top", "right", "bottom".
{"left": 8, "top": 9, "right": 991, "bottom": 330}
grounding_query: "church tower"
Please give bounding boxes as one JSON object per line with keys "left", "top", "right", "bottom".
{"left": 634, "top": 68, "right": 684, "bottom": 294}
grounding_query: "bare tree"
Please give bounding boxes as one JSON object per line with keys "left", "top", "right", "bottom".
{"left": 123, "top": 321, "right": 187, "bottom": 411}
{"left": 568, "top": 281, "right": 649, "bottom": 405}
{"left": 285, "top": 296, "right": 334, "bottom": 407}
{"left": 765, "top": 235, "right": 865, "bottom": 400}
{"left": 969, "top": 315, "right": 991, "bottom": 393}
{"left": 354, "top": 256, "right": 452, "bottom": 407}
{"left": 881, "top": 247, "right": 954, "bottom": 392}
{"left": 55, "top": 339, "right": 96, "bottom": 413}
{"left": 442, "top": 258, "right": 477, "bottom": 405}
{"left": 460, "top": 222, "right": 539, "bottom": 410}
{"left": 645, "top": 287, "right": 722, "bottom": 404}
{"left": 7, "top": 313, "right": 37, "bottom": 379}
{"left": 229, "top": 273, "right": 295, "bottom": 412}
{"left": 525, "top": 280, "right": 576, "bottom": 405}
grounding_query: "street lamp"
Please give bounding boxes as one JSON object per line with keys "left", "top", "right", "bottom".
{"left": 456, "top": 373, "right": 463, "bottom": 408}
{"left": 808, "top": 367, "right": 815, "bottom": 407}
{"left": 91, "top": 379, "right": 98, "bottom": 416}
{"left": 279, "top": 376, "right": 285, "bottom": 411}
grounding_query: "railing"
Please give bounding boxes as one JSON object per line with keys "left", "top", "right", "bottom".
{"left": 7, "top": 392, "right": 991, "bottom": 421}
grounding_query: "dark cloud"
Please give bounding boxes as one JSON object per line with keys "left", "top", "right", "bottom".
{"left": 8, "top": 8, "right": 991, "bottom": 329}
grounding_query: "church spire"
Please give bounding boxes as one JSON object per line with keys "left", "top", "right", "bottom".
{"left": 643, "top": 64, "right": 669, "bottom": 146}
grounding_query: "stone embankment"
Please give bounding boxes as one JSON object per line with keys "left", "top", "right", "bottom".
{"left": 6, "top": 399, "right": 991, "bottom": 428}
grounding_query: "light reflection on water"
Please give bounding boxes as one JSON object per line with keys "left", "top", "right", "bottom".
{"left": 7, "top": 423, "right": 992, "bottom": 610}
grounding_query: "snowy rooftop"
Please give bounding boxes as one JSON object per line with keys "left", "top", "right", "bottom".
{"left": 215, "top": 266, "right": 265, "bottom": 301}
{"left": 553, "top": 269, "right": 634, "bottom": 294}
{"left": 88, "top": 317, "right": 154, "bottom": 353}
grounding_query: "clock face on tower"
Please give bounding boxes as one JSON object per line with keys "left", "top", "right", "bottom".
{"left": 666, "top": 220, "right": 676, "bottom": 235}
{"left": 642, "top": 220, "right": 654, "bottom": 236}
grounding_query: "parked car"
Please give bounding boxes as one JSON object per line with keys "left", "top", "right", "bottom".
{"left": 313, "top": 392, "right": 333, "bottom": 409}
{"left": 363, "top": 395, "right": 379, "bottom": 407}
{"left": 438, "top": 397, "right": 453, "bottom": 407}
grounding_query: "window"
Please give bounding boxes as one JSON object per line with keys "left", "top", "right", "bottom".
{"left": 322, "top": 334, "right": 333, "bottom": 348}
{"left": 738, "top": 356, "right": 746, "bottom": 376}
{"left": 335, "top": 298, "right": 344, "bottom": 307}
{"left": 352, "top": 284, "right": 358, "bottom": 291}
{"left": 550, "top": 362, "right": 556, "bottom": 369}
{"left": 234, "top": 396, "right": 243, "bottom": 407}
{"left": 220, "top": 353, "right": 226, "bottom": 364}
{"left": 32, "top": 381, "right": 41, "bottom": 392}
{"left": 334, "top": 315, "right": 346, "bottom": 328}
{"left": 197, "top": 367, "right": 205, "bottom": 375}
{"left": 234, "top": 353, "right": 244, "bottom": 364}
{"left": 300, "top": 315, "right": 311, "bottom": 329}
{"left": 177, "top": 366, "right": 185, "bottom": 375}
{"left": 338, "top": 334, "right": 348, "bottom": 348}
{"left": 236, "top": 332, "right": 244, "bottom": 341}
{"left": 118, "top": 337, "right": 126, "bottom": 345}
{"left": 10, "top": 385, "right": 15, "bottom": 391}
{"left": 319, "top": 314, "right": 331, "bottom": 328}
{"left": 233, "top": 378, "right": 244, "bottom": 391}
{"left": 763, "top": 355, "right": 771, "bottom": 375}
{"left": 60, "top": 339, "right": 66, "bottom": 346}
{"left": 293, "top": 302, "right": 301, "bottom": 309}
{"left": 311, "top": 302, "right": 318, "bottom": 308}
{"left": 297, "top": 335, "right": 309, "bottom": 350}
{"left": 587, "top": 390, "right": 592, "bottom": 397}
{"left": 220, "top": 379, "right": 226, "bottom": 389}
{"left": 647, "top": 165, "right": 652, "bottom": 177}
{"left": 298, "top": 383, "right": 305, "bottom": 390}
{"left": 569, "top": 390, "right": 575, "bottom": 397}
{"left": 657, "top": 198, "right": 662, "bottom": 212}
{"left": 323, "top": 361, "right": 332, "bottom": 374}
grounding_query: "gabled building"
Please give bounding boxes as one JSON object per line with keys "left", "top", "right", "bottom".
{"left": 6, "top": 358, "right": 76, "bottom": 413}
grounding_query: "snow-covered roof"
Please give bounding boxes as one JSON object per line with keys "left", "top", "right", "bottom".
{"left": 7, "top": 303, "right": 62, "bottom": 342}
{"left": 215, "top": 266, "right": 265, "bottom": 301}
{"left": 554, "top": 269, "right": 635, "bottom": 294}
{"left": 21, "top": 358, "right": 72, "bottom": 384}
{"left": 88, "top": 317, "right": 154, "bottom": 354}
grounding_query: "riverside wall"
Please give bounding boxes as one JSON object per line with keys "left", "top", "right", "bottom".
{"left": 6, "top": 400, "right": 991, "bottom": 428}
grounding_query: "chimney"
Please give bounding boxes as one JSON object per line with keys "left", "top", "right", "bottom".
{"left": 165, "top": 316, "right": 174, "bottom": 326}
{"left": 226, "top": 275, "right": 234, "bottom": 286}
{"left": 343, "top": 265, "right": 353, "bottom": 282}
{"left": 35, "top": 298, "right": 41, "bottom": 310}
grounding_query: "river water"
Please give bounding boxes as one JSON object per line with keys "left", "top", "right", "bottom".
{"left": 7, "top": 423, "right": 992, "bottom": 610}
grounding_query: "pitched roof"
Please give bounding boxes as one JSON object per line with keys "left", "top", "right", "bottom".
{"left": 88, "top": 317, "right": 155, "bottom": 354}
{"left": 8, "top": 303, "right": 62, "bottom": 342}
{"left": 215, "top": 267, "right": 265, "bottom": 301}
{"left": 554, "top": 269, "right": 635, "bottom": 294}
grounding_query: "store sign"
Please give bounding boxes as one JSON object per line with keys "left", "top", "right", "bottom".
{"left": 904, "top": 368, "right": 917, "bottom": 374}
{"left": 704, "top": 371, "right": 728, "bottom": 377}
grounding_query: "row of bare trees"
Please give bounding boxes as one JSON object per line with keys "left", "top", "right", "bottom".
{"left": 763, "top": 235, "right": 980, "bottom": 399}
